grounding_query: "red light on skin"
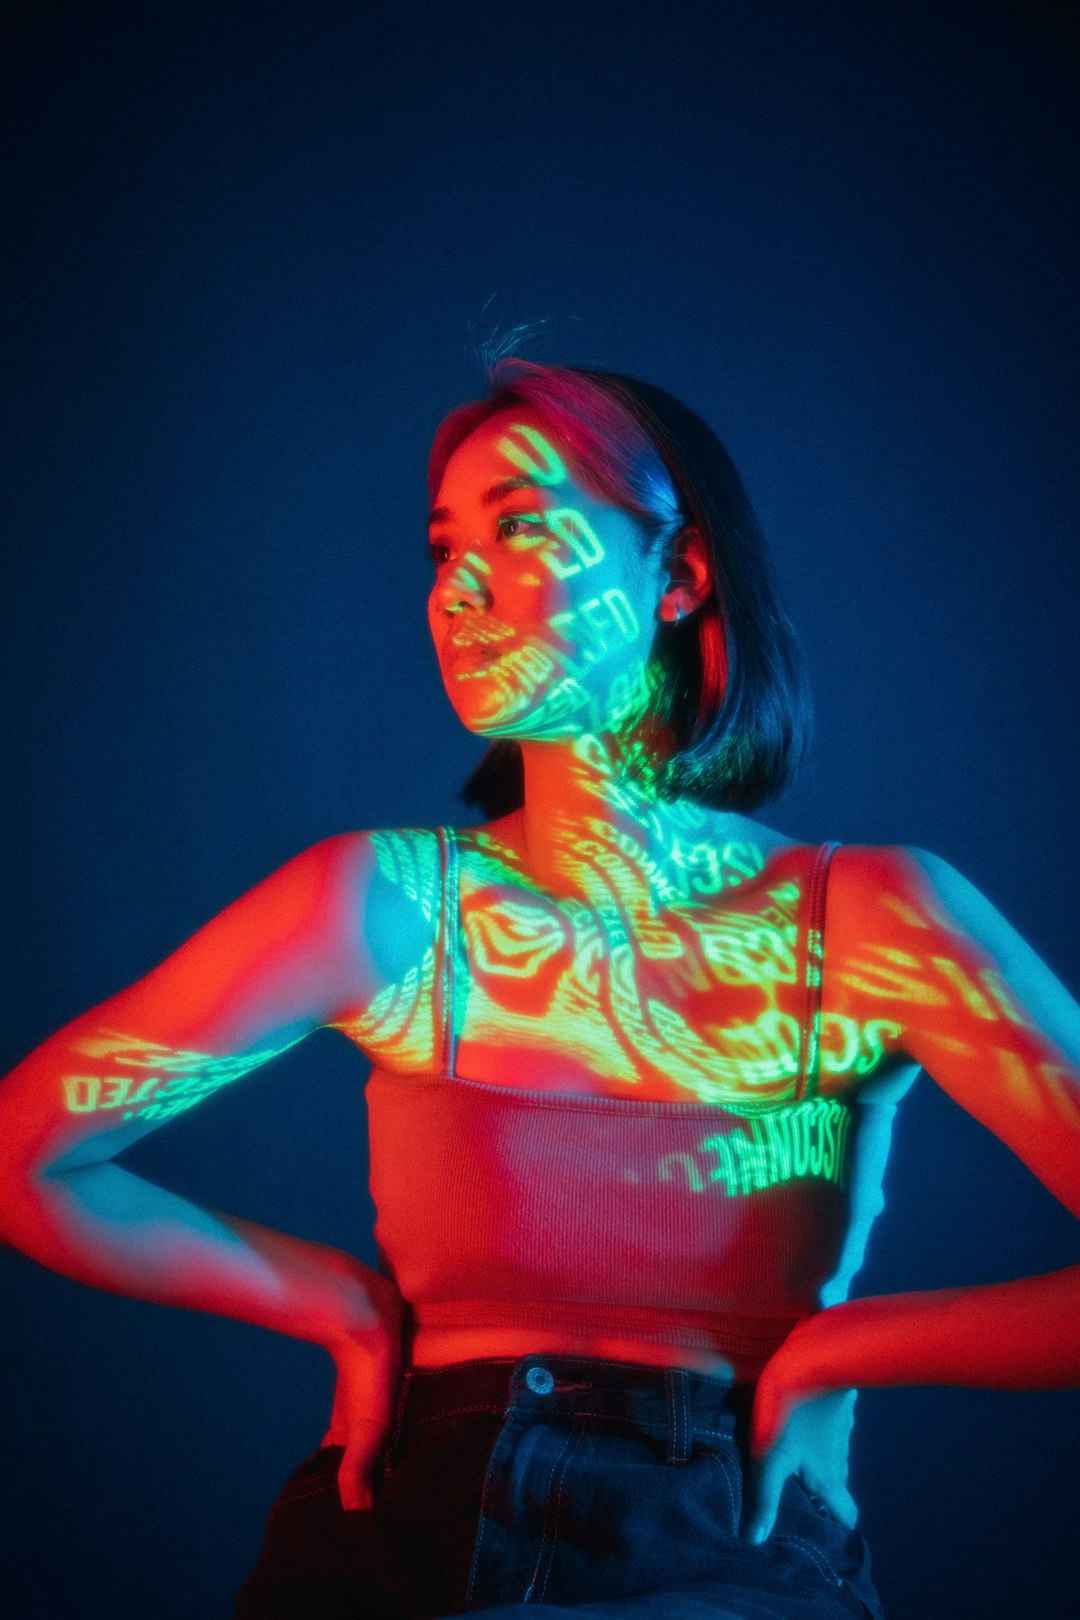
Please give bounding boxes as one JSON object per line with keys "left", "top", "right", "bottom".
{"left": 427, "top": 410, "right": 660, "bottom": 748}
{"left": 446, "top": 641, "right": 510, "bottom": 675}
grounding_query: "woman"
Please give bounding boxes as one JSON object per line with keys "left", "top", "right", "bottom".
{"left": 1, "top": 360, "right": 1077, "bottom": 1619}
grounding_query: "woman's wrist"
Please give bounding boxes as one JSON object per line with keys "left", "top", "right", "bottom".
{"left": 752, "top": 1316, "right": 836, "bottom": 1455}
{"left": 318, "top": 1253, "right": 404, "bottom": 1351}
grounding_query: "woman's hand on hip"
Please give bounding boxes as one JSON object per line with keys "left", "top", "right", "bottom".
{"left": 320, "top": 1266, "right": 405, "bottom": 1511}
{"left": 745, "top": 1315, "right": 858, "bottom": 1543}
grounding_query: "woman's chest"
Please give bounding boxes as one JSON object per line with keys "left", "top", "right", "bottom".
{"left": 451, "top": 869, "right": 820, "bottom": 1107}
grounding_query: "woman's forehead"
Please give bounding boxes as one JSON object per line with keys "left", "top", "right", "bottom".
{"left": 438, "top": 407, "right": 595, "bottom": 506}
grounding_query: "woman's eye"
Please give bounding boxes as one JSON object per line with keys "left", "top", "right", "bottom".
{"left": 497, "top": 513, "right": 543, "bottom": 542}
{"left": 428, "top": 542, "right": 452, "bottom": 567}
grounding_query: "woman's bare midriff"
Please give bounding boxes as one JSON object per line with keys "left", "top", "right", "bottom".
{"left": 408, "top": 1324, "right": 762, "bottom": 1383}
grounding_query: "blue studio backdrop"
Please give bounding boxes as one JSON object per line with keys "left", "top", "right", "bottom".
{"left": 1, "top": 2, "right": 1078, "bottom": 1616}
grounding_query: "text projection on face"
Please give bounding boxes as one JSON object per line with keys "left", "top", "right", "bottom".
{"left": 433, "top": 422, "right": 655, "bottom": 743}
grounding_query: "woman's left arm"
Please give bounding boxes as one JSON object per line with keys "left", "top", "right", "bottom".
{"left": 750, "top": 844, "right": 1080, "bottom": 1530}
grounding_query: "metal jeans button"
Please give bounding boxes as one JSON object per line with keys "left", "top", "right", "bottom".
{"left": 526, "top": 1365, "right": 555, "bottom": 1395}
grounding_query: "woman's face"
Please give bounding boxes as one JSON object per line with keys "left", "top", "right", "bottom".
{"left": 427, "top": 407, "right": 665, "bottom": 743}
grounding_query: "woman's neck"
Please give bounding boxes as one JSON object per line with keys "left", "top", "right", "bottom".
{"left": 511, "top": 734, "right": 710, "bottom": 909}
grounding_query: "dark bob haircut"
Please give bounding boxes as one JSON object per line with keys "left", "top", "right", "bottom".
{"left": 427, "top": 360, "right": 812, "bottom": 820}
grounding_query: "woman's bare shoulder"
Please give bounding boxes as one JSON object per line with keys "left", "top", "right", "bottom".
{"left": 325, "top": 825, "right": 446, "bottom": 956}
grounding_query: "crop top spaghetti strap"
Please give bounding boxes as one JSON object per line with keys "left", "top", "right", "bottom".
{"left": 365, "top": 831, "right": 865, "bottom": 1373}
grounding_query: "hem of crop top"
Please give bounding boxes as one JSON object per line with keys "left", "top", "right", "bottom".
{"left": 365, "top": 1064, "right": 845, "bottom": 1120}
{"left": 407, "top": 1298, "right": 801, "bottom": 1357}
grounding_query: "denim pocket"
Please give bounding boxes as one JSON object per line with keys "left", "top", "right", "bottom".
{"left": 265, "top": 1444, "right": 343, "bottom": 1521}
{"left": 772, "top": 1474, "right": 873, "bottom": 1597}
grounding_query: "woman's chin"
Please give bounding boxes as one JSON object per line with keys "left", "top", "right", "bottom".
{"left": 453, "top": 709, "right": 584, "bottom": 746}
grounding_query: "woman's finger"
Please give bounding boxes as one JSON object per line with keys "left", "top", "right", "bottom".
{"left": 743, "top": 1445, "right": 793, "bottom": 1544}
{"left": 334, "top": 1414, "right": 391, "bottom": 1511}
{"left": 336, "top": 1434, "right": 380, "bottom": 1512}
{"left": 804, "top": 1476, "right": 859, "bottom": 1529}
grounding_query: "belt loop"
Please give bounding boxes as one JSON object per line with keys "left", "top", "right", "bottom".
{"left": 664, "top": 1368, "right": 692, "bottom": 1464}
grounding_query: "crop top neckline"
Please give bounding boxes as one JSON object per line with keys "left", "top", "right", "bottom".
{"left": 426, "top": 826, "right": 841, "bottom": 1110}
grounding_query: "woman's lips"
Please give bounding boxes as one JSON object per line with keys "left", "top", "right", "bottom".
{"left": 445, "top": 634, "right": 512, "bottom": 671}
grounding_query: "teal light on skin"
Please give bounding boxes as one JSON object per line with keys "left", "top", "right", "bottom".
{"left": 8, "top": 374, "right": 1071, "bottom": 1545}
{"left": 264, "top": 408, "right": 1077, "bottom": 1195}
{"left": 537, "top": 509, "right": 607, "bottom": 578}
{"left": 429, "top": 416, "right": 662, "bottom": 750}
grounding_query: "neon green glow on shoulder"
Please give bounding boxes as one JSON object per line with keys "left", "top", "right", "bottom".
{"left": 64, "top": 1030, "right": 305, "bottom": 1123}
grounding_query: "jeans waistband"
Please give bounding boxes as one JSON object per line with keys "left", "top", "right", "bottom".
{"left": 397, "top": 1355, "right": 754, "bottom": 1464}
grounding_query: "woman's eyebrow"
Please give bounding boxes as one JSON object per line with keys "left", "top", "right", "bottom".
{"left": 429, "top": 477, "right": 541, "bottom": 527}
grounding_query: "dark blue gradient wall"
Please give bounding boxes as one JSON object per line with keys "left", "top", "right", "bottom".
{"left": 2, "top": 2, "right": 1078, "bottom": 1615}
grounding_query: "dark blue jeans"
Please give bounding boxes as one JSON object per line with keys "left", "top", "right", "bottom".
{"left": 235, "top": 1355, "right": 883, "bottom": 1619}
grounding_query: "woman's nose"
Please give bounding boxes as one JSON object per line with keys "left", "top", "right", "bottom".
{"left": 436, "top": 556, "right": 493, "bottom": 616}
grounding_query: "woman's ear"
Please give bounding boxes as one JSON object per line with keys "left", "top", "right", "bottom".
{"left": 657, "top": 526, "right": 712, "bottom": 622}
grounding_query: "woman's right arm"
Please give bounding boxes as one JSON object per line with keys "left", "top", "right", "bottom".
{"left": 0, "top": 831, "right": 408, "bottom": 1353}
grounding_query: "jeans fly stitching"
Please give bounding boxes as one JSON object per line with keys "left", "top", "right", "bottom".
{"left": 536, "top": 1418, "right": 584, "bottom": 1602}
{"left": 710, "top": 1451, "right": 738, "bottom": 1527}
